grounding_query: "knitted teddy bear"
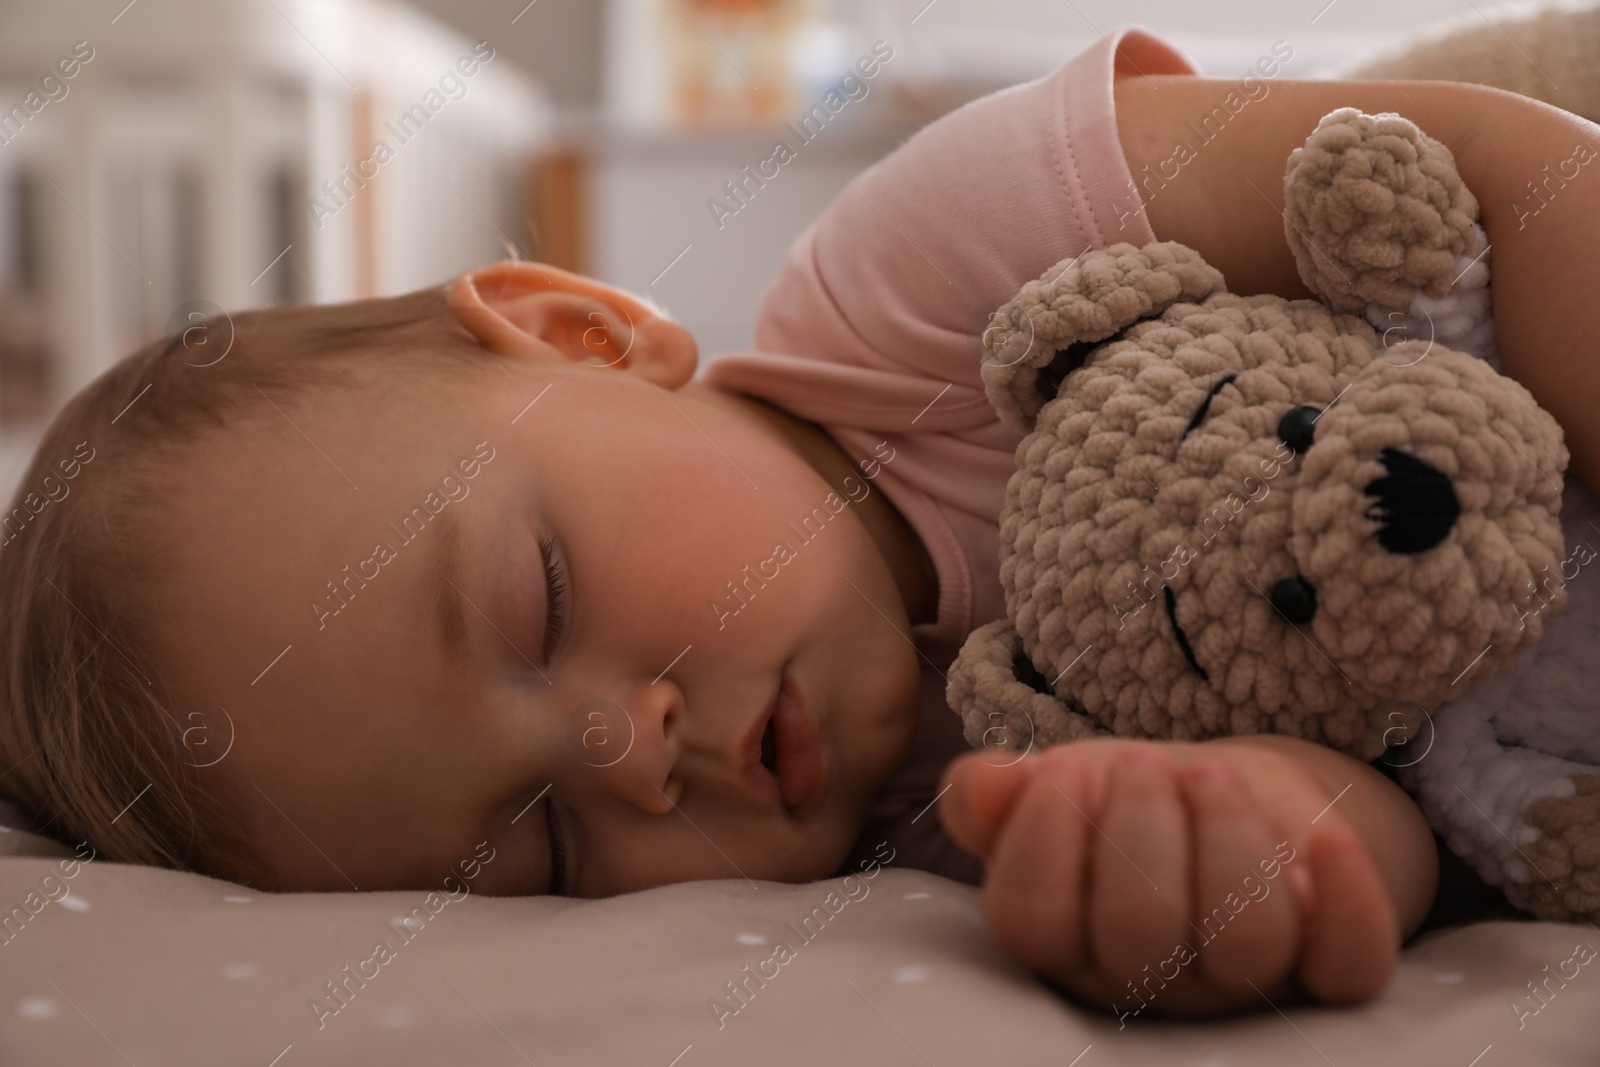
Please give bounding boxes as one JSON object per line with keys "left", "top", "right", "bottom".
{"left": 947, "top": 106, "right": 1600, "bottom": 923}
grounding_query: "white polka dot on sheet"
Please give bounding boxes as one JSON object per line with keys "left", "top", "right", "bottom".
{"left": 221, "top": 963, "right": 258, "bottom": 980}
{"left": 57, "top": 896, "right": 89, "bottom": 912}
{"left": 223, "top": 895, "right": 252, "bottom": 904}
{"left": 16, "top": 997, "right": 57, "bottom": 1019}
{"left": 891, "top": 965, "right": 928, "bottom": 984}
{"left": 1434, "top": 972, "right": 1465, "bottom": 983}
{"left": 375, "top": 1003, "right": 416, "bottom": 1029}
{"left": 902, "top": 892, "right": 931, "bottom": 900}
{"left": 735, "top": 933, "right": 768, "bottom": 946}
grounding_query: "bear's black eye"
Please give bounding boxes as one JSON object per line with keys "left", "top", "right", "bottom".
{"left": 1277, "top": 405, "right": 1321, "bottom": 454}
{"left": 1180, "top": 373, "right": 1237, "bottom": 441}
{"left": 1036, "top": 322, "right": 1140, "bottom": 402}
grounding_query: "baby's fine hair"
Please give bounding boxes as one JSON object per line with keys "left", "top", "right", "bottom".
{"left": 0, "top": 282, "right": 494, "bottom": 884}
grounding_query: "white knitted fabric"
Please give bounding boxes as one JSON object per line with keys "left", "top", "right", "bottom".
{"left": 1359, "top": 224, "right": 1499, "bottom": 368}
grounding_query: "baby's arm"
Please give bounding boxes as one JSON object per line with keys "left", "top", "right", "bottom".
{"left": 1114, "top": 73, "right": 1600, "bottom": 493}
{"left": 938, "top": 736, "right": 1437, "bottom": 1014}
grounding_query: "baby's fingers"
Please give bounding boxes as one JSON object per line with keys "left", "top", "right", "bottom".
{"left": 1182, "top": 760, "right": 1300, "bottom": 993}
{"left": 1088, "top": 747, "right": 1191, "bottom": 981}
{"left": 1296, "top": 822, "right": 1400, "bottom": 1004}
{"left": 938, "top": 750, "right": 1035, "bottom": 861}
{"left": 981, "top": 764, "right": 1094, "bottom": 975}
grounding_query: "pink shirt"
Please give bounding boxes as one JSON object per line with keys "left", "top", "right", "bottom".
{"left": 700, "top": 25, "right": 1203, "bottom": 883}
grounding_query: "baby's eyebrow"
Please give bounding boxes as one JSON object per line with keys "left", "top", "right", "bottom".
{"left": 426, "top": 509, "right": 473, "bottom": 678}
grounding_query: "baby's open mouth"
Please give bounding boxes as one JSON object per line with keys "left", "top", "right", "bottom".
{"left": 741, "top": 665, "right": 825, "bottom": 818}
{"left": 759, "top": 715, "right": 778, "bottom": 774}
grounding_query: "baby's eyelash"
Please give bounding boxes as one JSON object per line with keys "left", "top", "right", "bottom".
{"left": 544, "top": 796, "right": 568, "bottom": 897}
{"left": 540, "top": 535, "right": 567, "bottom": 662}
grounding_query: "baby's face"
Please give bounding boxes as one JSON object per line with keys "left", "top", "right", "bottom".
{"left": 156, "top": 269, "right": 922, "bottom": 896}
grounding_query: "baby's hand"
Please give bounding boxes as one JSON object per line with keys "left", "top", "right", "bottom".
{"left": 938, "top": 738, "right": 1400, "bottom": 1016}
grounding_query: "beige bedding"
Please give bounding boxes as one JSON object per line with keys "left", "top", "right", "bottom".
{"left": 2, "top": 800, "right": 1595, "bottom": 1065}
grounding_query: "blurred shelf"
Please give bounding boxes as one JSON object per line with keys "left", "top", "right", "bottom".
{"left": 539, "top": 106, "right": 928, "bottom": 162}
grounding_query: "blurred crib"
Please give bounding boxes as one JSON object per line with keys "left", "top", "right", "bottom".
{"left": 0, "top": 0, "right": 547, "bottom": 424}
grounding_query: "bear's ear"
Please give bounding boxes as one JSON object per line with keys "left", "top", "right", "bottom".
{"left": 1282, "top": 108, "right": 1480, "bottom": 316}
{"left": 981, "top": 242, "right": 1226, "bottom": 433}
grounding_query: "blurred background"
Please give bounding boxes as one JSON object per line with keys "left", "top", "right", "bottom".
{"left": 0, "top": 0, "right": 1566, "bottom": 494}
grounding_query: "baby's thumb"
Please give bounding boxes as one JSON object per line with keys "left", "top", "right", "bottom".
{"left": 937, "top": 750, "right": 1036, "bottom": 860}
{"left": 1295, "top": 824, "right": 1400, "bottom": 1004}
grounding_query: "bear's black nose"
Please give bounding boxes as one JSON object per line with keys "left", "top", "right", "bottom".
{"left": 1270, "top": 576, "right": 1318, "bottom": 624}
{"left": 1363, "top": 447, "right": 1460, "bottom": 554}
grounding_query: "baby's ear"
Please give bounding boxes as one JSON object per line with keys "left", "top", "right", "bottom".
{"left": 981, "top": 242, "right": 1225, "bottom": 433}
{"left": 447, "top": 261, "right": 697, "bottom": 387}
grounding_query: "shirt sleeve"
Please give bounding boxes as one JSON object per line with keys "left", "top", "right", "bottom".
{"left": 745, "top": 25, "right": 1203, "bottom": 409}
{"left": 700, "top": 25, "right": 1205, "bottom": 656}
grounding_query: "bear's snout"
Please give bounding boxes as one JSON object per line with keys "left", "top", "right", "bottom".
{"left": 1280, "top": 347, "right": 1568, "bottom": 705}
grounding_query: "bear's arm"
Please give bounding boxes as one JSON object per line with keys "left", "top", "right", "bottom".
{"left": 1114, "top": 74, "right": 1600, "bottom": 497}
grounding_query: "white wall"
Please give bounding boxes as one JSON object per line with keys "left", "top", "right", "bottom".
{"left": 589, "top": 124, "right": 916, "bottom": 361}
{"left": 819, "top": 0, "right": 1567, "bottom": 87}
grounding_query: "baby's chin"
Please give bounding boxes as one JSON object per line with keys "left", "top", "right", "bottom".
{"left": 802, "top": 739, "right": 912, "bottom": 877}
{"left": 785, "top": 821, "right": 870, "bottom": 885}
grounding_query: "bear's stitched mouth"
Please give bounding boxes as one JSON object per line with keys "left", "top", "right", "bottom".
{"left": 1163, "top": 586, "right": 1210, "bottom": 682}
{"left": 1180, "top": 373, "right": 1238, "bottom": 441}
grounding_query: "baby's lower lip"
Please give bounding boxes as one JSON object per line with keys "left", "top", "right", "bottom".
{"left": 771, "top": 667, "right": 823, "bottom": 816}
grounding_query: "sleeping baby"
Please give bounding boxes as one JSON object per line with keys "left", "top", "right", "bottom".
{"left": 3, "top": 25, "right": 1597, "bottom": 1019}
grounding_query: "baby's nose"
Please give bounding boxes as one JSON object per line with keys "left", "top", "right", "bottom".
{"left": 569, "top": 684, "right": 682, "bottom": 814}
